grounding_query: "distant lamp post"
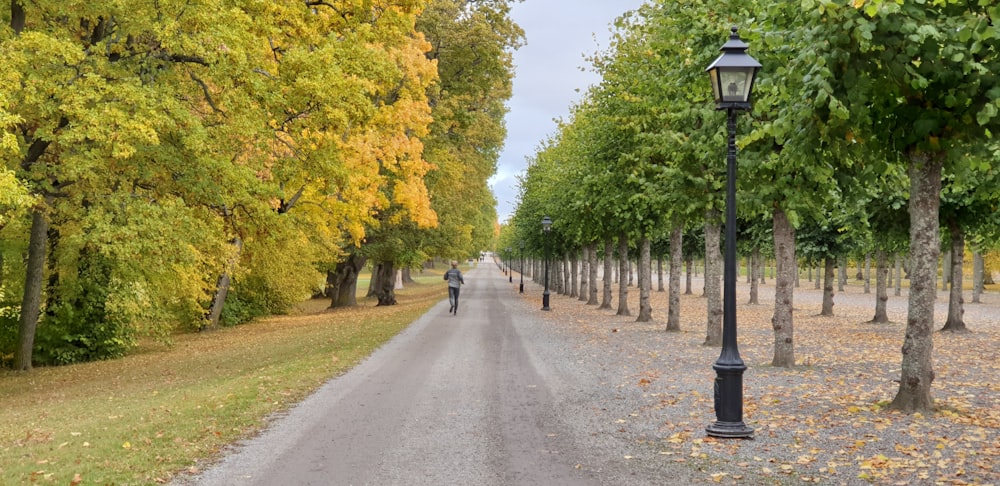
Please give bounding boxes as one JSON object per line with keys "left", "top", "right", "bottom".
{"left": 507, "top": 247, "right": 513, "bottom": 283}
{"left": 704, "top": 26, "right": 760, "bottom": 439}
{"left": 541, "top": 216, "right": 552, "bottom": 311}
{"left": 519, "top": 241, "right": 525, "bottom": 293}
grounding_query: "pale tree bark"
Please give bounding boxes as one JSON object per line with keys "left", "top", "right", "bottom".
{"left": 748, "top": 247, "right": 760, "bottom": 304}
{"left": 821, "top": 256, "right": 836, "bottom": 316}
{"left": 616, "top": 233, "right": 631, "bottom": 317}
{"left": 656, "top": 256, "right": 664, "bottom": 292}
{"left": 578, "top": 246, "right": 588, "bottom": 302}
{"left": 666, "top": 224, "right": 682, "bottom": 332}
{"left": 588, "top": 243, "right": 599, "bottom": 305}
{"left": 401, "top": 268, "right": 415, "bottom": 284}
{"left": 895, "top": 253, "right": 903, "bottom": 297}
{"left": 889, "top": 152, "right": 940, "bottom": 412}
{"left": 771, "top": 208, "right": 795, "bottom": 367}
{"left": 600, "top": 236, "right": 613, "bottom": 309}
{"left": 941, "top": 249, "right": 951, "bottom": 291}
{"left": 972, "top": 251, "right": 984, "bottom": 304}
{"left": 864, "top": 253, "right": 872, "bottom": 294}
{"left": 636, "top": 237, "right": 652, "bottom": 322}
{"left": 838, "top": 257, "right": 847, "bottom": 292}
{"left": 870, "top": 250, "right": 890, "bottom": 323}
{"left": 563, "top": 252, "right": 571, "bottom": 295}
{"left": 940, "top": 222, "right": 967, "bottom": 332}
{"left": 570, "top": 252, "right": 579, "bottom": 298}
{"left": 814, "top": 264, "right": 821, "bottom": 290}
{"left": 704, "top": 215, "right": 722, "bottom": 346}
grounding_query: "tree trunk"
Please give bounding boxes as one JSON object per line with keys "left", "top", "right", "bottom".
{"left": 871, "top": 250, "right": 890, "bottom": 324}
{"left": 837, "top": 257, "right": 846, "bottom": 292}
{"left": 972, "top": 251, "right": 984, "bottom": 304}
{"left": 600, "top": 236, "right": 613, "bottom": 309}
{"left": 569, "top": 252, "right": 578, "bottom": 298}
{"left": 578, "top": 246, "right": 588, "bottom": 302}
{"left": 771, "top": 208, "right": 795, "bottom": 367}
{"left": 205, "top": 237, "right": 244, "bottom": 330}
{"left": 889, "top": 151, "right": 940, "bottom": 413}
{"left": 636, "top": 237, "right": 652, "bottom": 322}
{"left": 684, "top": 255, "right": 693, "bottom": 295}
{"left": 656, "top": 256, "right": 664, "bottom": 292}
{"left": 814, "top": 264, "right": 821, "bottom": 290}
{"left": 704, "top": 215, "right": 722, "bottom": 347}
{"left": 616, "top": 233, "right": 630, "bottom": 317}
{"left": 329, "top": 253, "right": 367, "bottom": 308}
{"left": 748, "top": 247, "right": 760, "bottom": 304}
{"left": 940, "top": 222, "right": 967, "bottom": 332}
{"left": 401, "top": 267, "right": 415, "bottom": 284}
{"left": 14, "top": 205, "right": 50, "bottom": 371}
{"left": 371, "top": 261, "right": 397, "bottom": 306}
{"left": 666, "top": 224, "right": 682, "bottom": 332}
{"left": 821, "top": 256, "right": 836, "bottom": 316}
{"left": 895, "top": 253, "right": 903, "bottom": 297}
{"left": 588, "top": 243, "right": 599, "bottom": 305}
{"left": 941, "top": 249, "right": 951, "bottom": 291}
{"left": 863, "top": 253, "right": 872, "bottom": 294}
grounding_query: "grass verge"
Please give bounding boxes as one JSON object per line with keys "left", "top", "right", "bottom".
{"left": 0, "top": 275, "right": 447, "bottom": 485}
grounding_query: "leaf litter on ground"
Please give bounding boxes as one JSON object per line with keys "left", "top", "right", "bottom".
{"left": 527, "top": 275, "right": 998, "bottom": 485}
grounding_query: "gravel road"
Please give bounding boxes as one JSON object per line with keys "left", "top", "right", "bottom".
{"left": 176, "top": 264, "right": 696, "bottom": 485}
{"left": 177, "top": 263, "right": 999, "bottom": 486}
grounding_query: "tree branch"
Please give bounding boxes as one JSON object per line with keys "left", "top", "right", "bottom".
{"left": 189, "top": 73, "right": 225, "bottom": 114}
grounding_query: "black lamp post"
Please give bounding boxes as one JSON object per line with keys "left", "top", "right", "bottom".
{"left": 541, "top": 216, "right": 552, "bottom": 311}
{"left": 507, "top": 247, "right": 513, "bottom": 283}
{"left": 519, "top": 241, "right": 525, "bottom": 293}
{"left": 704, "top": 26, "right": 760, "bottom": 439}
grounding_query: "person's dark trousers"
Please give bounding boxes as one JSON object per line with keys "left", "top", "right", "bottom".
{"left": 448, "top": 287, "right": 461, "bottom": 314}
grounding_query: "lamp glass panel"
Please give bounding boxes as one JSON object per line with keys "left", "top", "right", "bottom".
{"left": 720, "top": 68, "right": 755, "bottom": 103}
{"left": 709, "top": 68, "right": 722, "bottom": 103}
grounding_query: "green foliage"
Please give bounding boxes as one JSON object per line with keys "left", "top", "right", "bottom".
{"left": 33, "top": 279, "right": 137, "bottom": 366}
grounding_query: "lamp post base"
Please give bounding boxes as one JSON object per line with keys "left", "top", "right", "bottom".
{"left": 542, "top": 291, "right": 550, "bottom": 311}
{"left": 706, "top": 421, "right": 753, "bottom": 439}
{"left": 707, "top": 361, "right": 753, "bottom": 439}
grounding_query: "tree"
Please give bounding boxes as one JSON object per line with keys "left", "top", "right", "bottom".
{"left": 796, "top": 1, "right": 1000, "bottom": 412}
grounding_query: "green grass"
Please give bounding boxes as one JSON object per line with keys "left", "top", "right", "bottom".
{"left": 0, "top": 275, "right": 447, "bottom": 485}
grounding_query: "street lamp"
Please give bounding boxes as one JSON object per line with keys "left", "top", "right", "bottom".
{"left": 519, "top": 241, "right": 525, "bottom": 293}
{"left": 507, "top": 247, "right": 513, "bottom": 283}
{"left": 704, "top": 26, "right": 760, "bottom": 439}
{"left": 541, "top": 216, "right": 552, "bottom": 311}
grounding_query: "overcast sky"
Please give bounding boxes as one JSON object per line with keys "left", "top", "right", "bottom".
{"left": 489, "top": 0, "right": 646, "bottom": 223}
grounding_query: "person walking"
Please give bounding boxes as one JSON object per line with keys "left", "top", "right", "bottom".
{"left": 444, "top": 261, "right": 464, "bottom": 315}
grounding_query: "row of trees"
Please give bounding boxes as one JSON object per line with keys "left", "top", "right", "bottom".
{"left": 1, "top": 0, "right": 522, "bottom": 370}
{"left": 504, "top": 0, "right": 1000, "bottom": 413}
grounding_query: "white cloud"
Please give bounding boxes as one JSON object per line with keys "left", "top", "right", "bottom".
{"left": 494, "top": 0, "right": 646, "bottom": 223}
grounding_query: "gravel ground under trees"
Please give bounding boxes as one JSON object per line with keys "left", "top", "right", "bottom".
{"left": 512, "top": 270, "right": 998, "bottom": 485}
